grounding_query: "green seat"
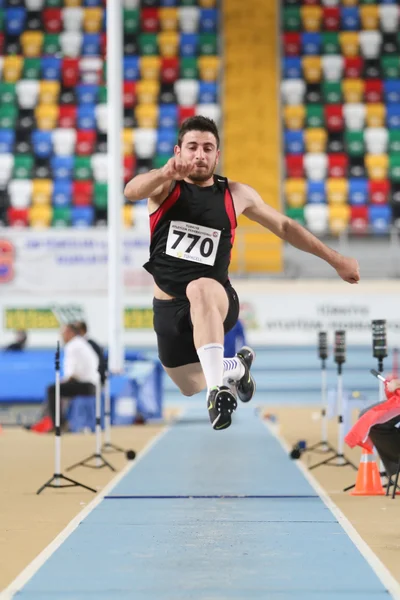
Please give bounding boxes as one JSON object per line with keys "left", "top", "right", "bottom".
{"left": 138, "top": 34, "right": 158, "bottom": 56}
{"left": 0, "top": 83, "right": 16, "bottom": 105}
{"left": 322, "top": 81, "right": 342, "bottom": 104}
{"left": 45, "top": 0, "right": 62, "bottom": 5}
{"left": 0, "top": 10, "right": 4, "bottom": 31}
{"left": 13, "top": 155, "right": 34, "bottom": 179}
{"left": 23, "top": 58, "right": 41, "bottom": 80}
{"left": 389, "top": 154, "right": 400, "bottom": 182}
{"left": 389, "top": 130, "right": 400, "bottom": 154}
{"left": 102, "top": 60, "right": 107, "bottom": 83}
{"left": 43, "top": 34, "right": 61, "bottom": 55}
{"left": 305, "top": 104, "right": 324, "bottom": 128}
{"left": 381, "top": 56, "right": 400, "bottom": 79}
{"left": 345, "top": 131, "right": 364, "bottom": 157}
{"left": 180, "top": 0, "right": 197, "bottom": 5}
{"left": 0, "top": 105, "right": 17, "bottom": 129}
{"left": 53, "top": 207, "right": 71, "bottom": 227}
{"left": 199, "top": 33, "right": 218, "bottom": 56}
{"left": 94, "top": 183, "right": 108, "bottom": 209}
{"left": 124, "top": 9, "right": 139, "bottom": 34}
{"left": 321, "top": 33, "right": 340, "bottom": 55}
{"left": 98, "top": 86, "right": 107, "bottom": 103}
{"left": 153, "top": 155, "right": 169, "bottom": 170}
{"left": 283, "top": 7, "right": 301, "bottom": 32}
{"left": 180, "top": 57, "right": 198, "bottom": 79}
{"left": 359, "top": 0, "right": 378, "bottom": 3}
{"left": 286, "top": 207, "right": 305, "bottom": 225}
{"left": 73, "top": 156, "right": 92, "bottom": 181}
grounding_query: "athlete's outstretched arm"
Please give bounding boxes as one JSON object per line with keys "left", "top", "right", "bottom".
{"left": 232, "top": 182, "right": 360, "bottom": 284}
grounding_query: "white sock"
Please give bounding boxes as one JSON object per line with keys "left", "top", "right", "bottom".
{"left": 223, "top": 357, "right": 245, "bottom": 382}
{"left": 197, "top": 343, "right": 224, "bottom": 392}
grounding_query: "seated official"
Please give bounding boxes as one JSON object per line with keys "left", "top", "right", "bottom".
{"left": 74, "top": 320, "right": 107, "bottom": 385}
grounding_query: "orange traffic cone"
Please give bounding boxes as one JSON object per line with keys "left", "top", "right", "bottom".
{"left": 350, "top": 448, "right": 385, "bottom": 496}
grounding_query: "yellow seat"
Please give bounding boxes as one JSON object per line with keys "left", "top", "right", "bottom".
{"left": 302, "top": 56, "right": 322, "bottom": 84}
{"left": 39, "top": 81, "right": 60, "bottom": 105}
{"left": 32, "top": 180, "right": 53, "bottom": 205}
{"left": 83, "top": 7, "right": 103, "bottom": 33}
{"left": 140, "top": 56, "right": 161, "bottom": 80}
{"left": 29, "top": 205, "right": 52, "bottom": 228}
{"left": 366, "top": 103, "right": 386, "bottom": 128}
{"left": 158, "top": 32, "right": 179, "bottom": 58}
{"left": 342, "top": 79, "right": 364, "bottom": 104}
{"left": 198, "top": 56, "right": 220, "bottom": 82}
{"left": 159, "top": 8, "right": 178, "bottom": 32}
{"left": 135, "top": 104, "right": 158, "bottom": 129}
{"left": 283, "top": 105, "right": 305, "bottom": 130}
{"left": 329, "top": 204, "right": 350, "bottom": 236}
{"left": 230, "top": 229, "right": 282, "bottom": 274}
{"left": 304, "top": 128, "right": 327, "bottom": 153}
{"left": 122, "top": 129, "right": 135, "bottom": 156}
{"left": 365, "top": 154, "right": 389, "bottom": 180}
{"left": 339, "top": 32, "right": 359, "bottom": 57}
{"left": 342, "top": 0, "right": 358, "bottom": 5}
{"left": 65, "top": 0, "right": 82, "bottom": 5}
{"left": 136, "top": 80, "right": 160, "bottom": 104}
{"left": 284, "top": 179, "right": 306, "bottom": 208}
{"left": 360, "top": 5, "right": 379, "bottom": 30}
{"left": 20, "top": 32, "right": 43, "bottom": 57}
{"left": 35, "top": 105, "right": 59, "bottom": 130}
{"left": 301, "top": 6, "right": 323, "bottom": 32}
{"left": 327, "top": 178, "right": 348, "bottom": 204}
{"left": 199, "top": 0, "right": 216, "bottom": 6}
{"left": 123, "top": 205, "right": 133, "bottom": 228}
{"left": 3, "top": 56, "right": 23, "bottom": 83}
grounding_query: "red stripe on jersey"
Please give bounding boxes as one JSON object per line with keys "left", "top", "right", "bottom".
{"left": 224, "top": 184, "right": 237, "bottom": 249}
{"left": 149, "top": 183, "right": 181, "bottom": 238}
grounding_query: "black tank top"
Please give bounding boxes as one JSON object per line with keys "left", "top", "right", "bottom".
{"left": 143, "top": 176, "right": 237, "bottom": 298}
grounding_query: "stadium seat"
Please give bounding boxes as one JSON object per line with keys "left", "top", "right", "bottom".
{"left": 365, "top": 154, "right": 389, "bottom": 180}
{"left": 304, "top": 204, "right": 328, "bottom": 235}
{"left": 389, "top": 130, "right": 400, "bottom": 153}
{"left": 284, "top": 105, "right": 305, "bottom": 130}
{"left": 325, "top": 104, "right": 344, "bottom": 131}
{"left": 350, "top": 205, "right": 368, "bottom": 234}
{"left": 71, "top": 205, "right": 94, "bottom": 226}
{"left": 329, "top": 204, "right": 350, "bottom": 235}
{"left": 364, "top": 128, "right": 388, "bottom": 154}
{"left": 366, "top": 103, "right": 386, "bottom": 128}
{"left": 302, "top": 32, "right": 321, "bottom": 56}
{"left": 307, "top": 180, "right": 326, "bottom": 204}
{"left": 327, "top": 177, "right": 348, "bottom": 203}
{"left": 302, "top": 56, "right": 322, "bottom": 83}
{"left": 32, "top": 178, "right": 52, "bottom": 204}
{"left": 175, "top": 79, "right": 199, "bottom": 106}
{"left": 284, "top": 130, "right": 304, "bottom": 155}
{"left": 53, "top": 180, "right": 72, "bottom": 206}
{"left": 365, "top": 79, "right": 383, "bottom": 103}
{"left": 368, "top": 204, "right": 391, "bottom": 234}
{"left": 384, "top": 80, "right": 400, "bottom": 104}
{"left": 95, "top": 104, "right": 107, "bottom": 133}
{"left": 349, "top": 178, "right": 368, "bottom": 205}
{"left": 7, "top": 207, "right": 29, "bottom": 227}
{"left": 62, "top": 7, "right": 84, "bottom": 31}
{"left": 369, "top": 179, "right": 390, "bottom": 205}
{"left": 389, "top": 154, "right": 400, "bottom": 182}
{"left": 91, "top": 153, "right": 108, "bottom": 182}
{"left": 8, "top": 179, "right": 32, "bottom": 208}
{"left": 304, "top": 153, "right": 328, "bottom": 180}
{"left": 195, "top": 103, "right": 220, "bottom": 125}
{"left": 39, "top": 81, "right": 60, "bottom": 105}
{"left": 359, "top": 30, "right": 381, "bottom": 59}
{"left": 159, "top": 7, "right": 178, "bottom": 31}
{"left": 379, "top": 5, "right": 399, "bottom": 33}
{"left": 284, "top": 178, "right": 306, "bottom": 208}
{"left": 162, "top": 57, "right": 179, "bottom": 83}
{"left": 342, "top": 79, "right": 364, "bottom": 104}
{"left": 328, "top": 153, "right": 348, "bottom": 178}
{"left": 343, "top": 103, "right": 366, "bottom": 130}
{"left": 29, "top": 204, "right": 52, "bottom": 227}
{"left": 51, "top": 155, "right": 74, "bottom": 179}
{"left": 285, "top": 154, "right": 304, "bottom": 179}
{"left": 32, "top": 130, "right": 52, "bottom": 158}
{"left": 341, "top": 6, "right": 360, "bottom": 31}
{"left": 140, "top": 56, "right": 161, "bottom": 80}
{"left": 20, "top": 31, "right": 43, "bottom": 56}
{"left": 321, "top": 55, "right": 343, "bottom": 81}
{"left": 304, "top": 128, "right": 327, "bottom": 153}
{"left": 283, "top": 32, "right": 301, "bottom": 56}
{"left": 52, "top": 128, "right": 76, "bottom": 155}
{"left": 135, "top": 103, "right": 158, "bottom": 128}
{"left": 360, "top": 5, "right": 379, "bottom": 30}
{"left": 281, "top": 80, "right": 306, "bottom": 105}
{"left": 76, "top": 130, "right": 96, "bottom": 155}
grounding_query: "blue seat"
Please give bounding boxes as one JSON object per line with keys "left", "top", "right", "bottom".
{"left": 67, "top": 395, "right": 96, "bottom": 433}
{"left": 369, "top": 205, "right": 392, "bottom": 234}
{"left": 51, "top": 156, "right": 74, "bottom": 180}
{"left": 198, "top": 81, "right": 217, "bottom": 104}
{"left": 283, "top": 57, "right": 302, "bottom": 79}
{"left": 301, "top": 33, "right": 321, "bottom": 56}
{"left": 53, "top": 180, "right": 72, "bottom": 207}
{"left": 5, "top": 7, "right": 26, "bottom": 36}
{"left": 160, "top": 0, "right": 176, "bottom": 5}
{"left": 159, "top": 104, "right": 178, "bottom": 129}
{"left": 200, "top": 8, "right": 217, "bottom": 33}
{"left": 77, "top": 105, "right": 96, "bottom": 130}
{"left": 284, "top": 130, "right": 304, "bottom": 154}
{"left": 156, "top": 129, "right": 176, "bottom": 156}
{"left": 0, "top": 129, "right": 15, "bottom": 153}
{"left": 384, "top": 80, "right": 400, "bottom": 104}
{"left": 349, "top": 178, "right": 368, "bottom": 205}
{"left": 76, "top": 84, "right": 98, "bottom": 105}
{"left": 123, "top": 56, "right": 140, "bottom": 81}
{"left": 84, "top": 0, "right": 102, "bottom": 4}
{"left": 180, "top": 34, "right": 198, "bottom": 57}
{"left": 41, "top": 57, "right": 61, "bottom": 80}
{"left": 71, "top": 206, "right": 95, "bottom": 226}
{"left": 387, "top": 104, "right": 400, "bottom": 129}
{"left": 82, "top": 33, "right": 100, "bottom": 56}
{"left": 307, "top": 181, "right": 326, "bottom": 204}
{"left": 31, "top": 130, "right": 52, "bottom": 158}
{"left": 341, "top": 7, "right": 360, "bottom": 31}
{"left": 381, "top": 0, "right": 397, "bottom": 3}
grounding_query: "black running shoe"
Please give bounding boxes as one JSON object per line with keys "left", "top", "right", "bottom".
{"left": 236, "top": 346, "right": 256, "bottom": 403}
{"left": 207, "top": 385, "right": 237, "bottom": 430}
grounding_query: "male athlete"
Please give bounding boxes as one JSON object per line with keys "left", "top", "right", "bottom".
{"left": 125, "top": 116, "right": 360, "bottom": 431}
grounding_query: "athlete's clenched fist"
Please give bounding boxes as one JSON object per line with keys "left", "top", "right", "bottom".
{"left": 161, "top": 157, "right": 196, "bottom": 181}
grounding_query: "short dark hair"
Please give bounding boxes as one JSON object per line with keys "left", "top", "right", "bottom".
{"left": 74, "top": 320, "right": 87, "bottom": 335}
{"left": 177, "top": 116, "right": 220, "bottom": 149}
{"left": 66, "top": 322, "right": 80, "bottom": 335}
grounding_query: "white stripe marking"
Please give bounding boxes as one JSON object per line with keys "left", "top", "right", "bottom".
{"left": 263, "top": 420, "right": 400, "bottom": 600}
{"left": 0, "top": 425, "right": 172, "bottom": 599}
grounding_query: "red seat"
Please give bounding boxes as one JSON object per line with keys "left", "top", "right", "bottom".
{"left": 178, "top": 106, "right": 196, "bottom": 125}
{"left": 123, "top": 82, "right": 136, "bottom": 108}
{"left": 369, "top": 180, "right": 390, "bottom": 205}
{"left": 325, "top": 104, "right": 344, "bottom": 132}
{"left": 59, "top": 105, "right": 77, "bottom": 128}
{"left": 365, "top": 80, "right": 383, "bottom": 104}
{"left": 303, "top": 0, "right": 320, "bottom": 4}
{"left": 0, "top": 33, "right": 4, "bottom": 55}
{"left": 350, "top": 206, "right": 368, "bottom": 234}
{"left": 283, "top": 33, "right": 301, "bottom": 56}
{"left": 62, "top": 58, "right": 80, "bottom": 88}
{"left": 123, "top": 156, "right": 136, "bottom": 183}
{"left": 323, "top": 7, "right": 340, "bottom": 31}
{"left": 72, "top": 181, "right": 93, "bottom": 206}
{"left": 7, "top": 208, "right": 29, "bottom": 227}
{"left": 100, "top": 33, "right": 107, "bottom": 57}
{"left": 285, "top": 154, "right": 304, "bottom": 178}
{"left": 328, "top": 154, "right": 348, "bottom": 178}
{"left": 161, "top": 57, "right": 179, "bottom": 84}
{"left": 43, "top": 8, "right": 62, "bottom": 34}
{"left": 344, "top": 57, "right": 363, "bottom": 79}
{"left": 141, "top": 8, "right": 159, "bottom": 33}
{"left": 76, "top": 130, "right": 96, "bottom": 156}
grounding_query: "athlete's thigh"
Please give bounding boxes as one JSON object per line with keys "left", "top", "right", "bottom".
{"left": 164, "top": 362, "right": 206, "bottom": 396}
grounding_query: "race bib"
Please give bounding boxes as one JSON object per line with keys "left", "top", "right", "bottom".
{"left": 166, "top": 221, "right": 221, "bottom": 266}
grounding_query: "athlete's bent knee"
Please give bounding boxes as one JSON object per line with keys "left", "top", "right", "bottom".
{"left": 186, "top": 278, "right": 220, "bottom": 303}
{"left": 179, "top": 382, "right": 204, "bottom": 397}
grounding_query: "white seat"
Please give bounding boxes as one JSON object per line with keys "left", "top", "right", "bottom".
{"left": 95, "top": 104, "right": 108, "bottom": 134}
{"left": 25, "top": 0, "right": 44, "bottom": 9}
{"left": 133, "top": 203, "right": 151, "bottom": 236}
{"left": 379, "top": 5, "right": 399, "bottom": 33}
{"left": 0, "top": 154, "right": 14, "bottom": 186}
{"left": 174, "top": 79, "right": 199, "bottom": 106}
{"left": 359, "top": 31, "right": 382, "bottom": 59}
{"left": 304, "top": 153, "right": 328, "bottom": 181}
{"left": 79, "top": 57, "right": 103, "bottom": 85}
{"left": 195, "top": 103, "right": 221, "bottom": 126}
{"left": 343, "top": 103, "right": 366, "bottom": 131}
{"left": 304, "top": 204, "right": 328, "bottom": 236}
{"left": 321, "top": 55, "right": 344, "bottom": 82}
{"left": 281, "top": 79, "right": 306, "bottom": 105}
{"left": 8, "top": 180, "right": 32, "bottom": 209}
{"left": 123, "top": 0, "right": 139, "bottom": 7}
{"left": 179, "top": 7, "right": 200, "bottom": 33}
{"left": 134, "top": 129, "right": 157, "bottom": 159}
{"left": 16, "top": 80, "right": 39, "bottom": 109}
{"left": 52, "top": 129, "right": 76, "bottom": 156}
{"left": 0, "top": 58, "right": 4, "bottom": 81}
{"left": 321, "top": 0, "right": 339, "bottom": 6}
{"left": 364, "top": 128, "right": 388, "bottom": 155}
{"left": 91, "top": 153, "right": 108, "bottom": 183}
{"left": 60, "top": 32, "right": 83, "bottom": 58}
{"left": 62, "top": 7, "right": 84, "bottom": 32}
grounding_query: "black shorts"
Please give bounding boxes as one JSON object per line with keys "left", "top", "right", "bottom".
{"left": 153, "top": 282, "right": 240, "bottom": 368}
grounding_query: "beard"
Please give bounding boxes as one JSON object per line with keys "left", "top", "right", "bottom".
{"left": 187, "top": 161, "right": 216, "bottom": 183}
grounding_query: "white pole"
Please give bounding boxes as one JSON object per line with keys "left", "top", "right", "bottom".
{"left": 104, "top": 374, "right": 111, "bottom": 445}
{"left": 54, "top": 366, "right": 61, "bottom": 486}
{"left": 337, "top": 369, "right": 345, "bottom": 464}
{"left": 95, "top": 380, "right": 101, "bottom": 467}
{"left": 321, "top": 363, "right": 328, "bottom": 448}
{"left": 107, "top": 0, "right": 124, "bottom": 373}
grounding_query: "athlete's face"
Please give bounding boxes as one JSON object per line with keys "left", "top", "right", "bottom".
{"left": 175, "top": 131, "right": 220, "bottom": 184}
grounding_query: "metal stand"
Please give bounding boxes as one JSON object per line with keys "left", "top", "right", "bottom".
{"left": 101, "top": 371, "right": 125, "bottom": 454}
{"left": 305, "top": 358, "right": 336, "bottom": 455}
{"left": 37, "top": 343, "right": 96, "bottom": 495}
{"left": 66, "top": 379, "right": 116, "bottom": 472}
{"left": 385, "top": 459, "right": 400, "bottom": 499}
